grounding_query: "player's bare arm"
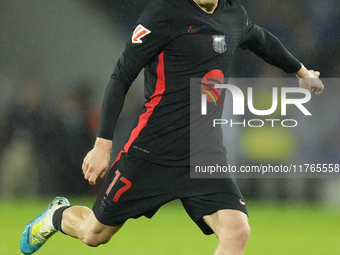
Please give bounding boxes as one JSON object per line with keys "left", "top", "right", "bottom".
{"left": 82, "top": 137, "right": 112, "bottom": 185}
{"left": 295, "top": 64, "right": 325, "bottom": 97}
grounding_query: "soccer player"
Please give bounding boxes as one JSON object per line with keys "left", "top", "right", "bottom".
{"left": 20, "top": 0, "right": 324, "bottom": 254}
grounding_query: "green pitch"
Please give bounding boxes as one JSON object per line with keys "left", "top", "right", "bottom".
{"left": 1, "top": 197, "right": 340, "bottom": 255}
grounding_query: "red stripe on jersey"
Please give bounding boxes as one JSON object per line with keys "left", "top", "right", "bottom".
{"left": 110, "top": 151, "right": 123, "bottom": 170}
{"left": 124, "top": 51, "right": 166, "bottom": 152}
{"left": 109, "top": 51, "right": 166, "bottom": 169}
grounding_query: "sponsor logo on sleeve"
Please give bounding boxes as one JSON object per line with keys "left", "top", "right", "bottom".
{"left": 132, "top": 24, "right": 151, "bottom": 44}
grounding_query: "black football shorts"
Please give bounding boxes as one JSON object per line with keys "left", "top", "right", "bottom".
{"left": 93, "top": 153, "right": 247, "bottom": 235}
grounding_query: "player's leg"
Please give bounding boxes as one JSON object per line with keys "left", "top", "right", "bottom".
{"left": 180, "top": 181, "right": 250, "bottom": 255}
{"left": 57, "top": 205, "right": 122, "bottom": 247}
{"left": 203, "top": 209, "right": 250, "bottom": 255}
{"left": 20, "top": 152, "right": 177, "bottom": 254}
{"left": 20, "top": 197, "right": 122, "bottom": 255}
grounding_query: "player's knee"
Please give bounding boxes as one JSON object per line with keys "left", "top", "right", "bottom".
{"left": 237, "top": 221, "right": 251, "bottom": 242}
{"left": 82, "top": 232, "right": 111, "bottom": 247}
{"left": 218, "top": 221, "right": 250, "bottom": 248}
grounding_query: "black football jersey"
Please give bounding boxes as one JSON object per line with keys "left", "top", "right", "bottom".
{"left": 111, "top": 0, "right": 300, "bottom": 166}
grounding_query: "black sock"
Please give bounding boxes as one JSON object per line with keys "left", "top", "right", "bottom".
{"left": 52, "top": 206, "right": 72, "bottom": 235}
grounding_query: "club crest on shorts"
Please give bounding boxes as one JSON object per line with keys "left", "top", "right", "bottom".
{"left": 212, "top": 35, "right": 227, "bottom": 54}
{"left": 100, "top": 198, "right": 112, "bottom": 213}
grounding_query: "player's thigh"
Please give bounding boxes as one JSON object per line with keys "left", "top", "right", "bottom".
{"left": 203, "top": 209, "right": 249, "bottom": 238}
{"left": 93, "top": 153, "right": 177, "bottom": 226}
{"left": 180, "top": 179, "right": 248, "bottom": 235}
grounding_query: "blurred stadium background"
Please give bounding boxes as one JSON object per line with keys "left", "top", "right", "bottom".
{"left": 0, "top": 0, "right": 339, "bottom": 254}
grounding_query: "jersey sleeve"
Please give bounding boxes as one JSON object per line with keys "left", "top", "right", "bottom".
{"left": 122, "top": 2, "right": 171, "bottom": 67}
{"left": 239, "top": 5, "right": 302, "bottom": 73}
{"left": 97, "top": 56, "right": 143, "bottom": 140}
{"left": 97, "top": 2, "right": 172, "bottom": 140}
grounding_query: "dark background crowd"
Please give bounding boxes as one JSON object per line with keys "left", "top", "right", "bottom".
{"left": 0, "top": 0, "right": 339, "bottom": 203}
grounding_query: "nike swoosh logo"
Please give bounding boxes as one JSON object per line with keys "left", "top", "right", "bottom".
{"left": 188, "top": 25, "right": 206, "bottom": 34}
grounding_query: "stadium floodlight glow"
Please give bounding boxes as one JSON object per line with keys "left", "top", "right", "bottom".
{"left": 201, "top": 85, "right": 312, "bottom": 116}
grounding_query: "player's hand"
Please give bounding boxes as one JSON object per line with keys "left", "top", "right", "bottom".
{"left": 82, "top": 137, "right": 112, "bottom": 185}
{"left": 295, "top": 65, "right": 325, "bottom": 99}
